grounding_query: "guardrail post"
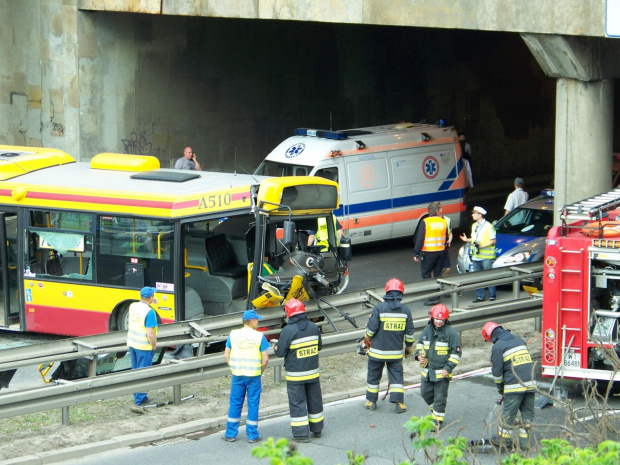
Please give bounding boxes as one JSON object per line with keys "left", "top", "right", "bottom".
{"left": 173, "top": 385, "right": 182, "bottom": 405}
{"left": 512, "top": 278, "right": 521, "bottom": 299}
{"left": 274, "top": 365, "right": 282, "bottom": 384}
{"left": 62, "top": 406, "right": 70, "bottom": 426}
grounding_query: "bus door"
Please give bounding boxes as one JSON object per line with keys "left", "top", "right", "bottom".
{"left": 0, "top": 212, "right": 19, "bottom": 328}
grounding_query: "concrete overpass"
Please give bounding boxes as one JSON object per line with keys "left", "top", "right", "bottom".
{"left": 2, "top": 0, "right": 620, "bottom": 215}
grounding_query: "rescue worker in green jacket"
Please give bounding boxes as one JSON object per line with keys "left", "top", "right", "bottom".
{"left": 307, "top": 215, "right": 343, "bottom": 251}
{"left": 482, "top": 322, "right": 535, "bottom": 450}
{"left": 415, "top": 303, "right": 461, "bottom": 429}
{"left": 460, "top": 206, "right": 496, "bottom": 302}
{"left": 364, "top": 278, "right": 415, "bottom": 414}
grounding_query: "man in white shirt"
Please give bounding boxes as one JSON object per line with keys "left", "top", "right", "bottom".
{"left": 504, "top": 178, "right": 529, "bottom": 216}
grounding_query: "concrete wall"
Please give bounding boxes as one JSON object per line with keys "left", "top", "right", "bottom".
{"left": 78, "top": 0, "right": 607, "bottom": 38}
{"left": 0, "top": 0, "right": 79, "bottom": 151}
{"left": 70, "top": 14, "right": 557, "bottom": 182}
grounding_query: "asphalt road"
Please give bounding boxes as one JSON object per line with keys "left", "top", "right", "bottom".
{"left": 62, "top": 369, "right": 620, "bottom": 465}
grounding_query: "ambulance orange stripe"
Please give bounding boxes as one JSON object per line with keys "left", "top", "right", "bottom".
{"left": 339, "top": 201, "right": 464, "bottom": 230}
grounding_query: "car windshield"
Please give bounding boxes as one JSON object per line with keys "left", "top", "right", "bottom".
{"left": 255, "top": 160, "right": 314, "bottom": 177}
{"left": 495, "top": 207, "right": 553, "bottom": 237}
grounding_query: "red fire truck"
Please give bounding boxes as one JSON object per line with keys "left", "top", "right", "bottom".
{"left": 542, "top": 188, "right": 620, "bottom": 384}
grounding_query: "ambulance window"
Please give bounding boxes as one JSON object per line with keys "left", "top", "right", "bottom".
{"left": 316, "top": 168, "right": 339, "bottom": 184}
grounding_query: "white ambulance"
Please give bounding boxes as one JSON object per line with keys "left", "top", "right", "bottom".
{"left": 255, "top": 123, "right": 467, "bottom": 244}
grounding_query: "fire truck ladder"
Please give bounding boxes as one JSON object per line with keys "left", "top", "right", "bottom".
{"left": 560, "top": 187, "right": 620, "bottom": 222}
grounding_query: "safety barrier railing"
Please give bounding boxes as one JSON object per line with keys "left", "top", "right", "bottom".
{"left": 0, "top": 262, "right": 542, "bottom": 423}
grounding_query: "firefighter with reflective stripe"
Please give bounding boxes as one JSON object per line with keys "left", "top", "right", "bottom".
{"left": 482, "top": 322, "right": 535, "bottom": 450}
{"left": 414, "top": 201, "right": 448, "bottom": 306}
{"left": 415, "top": 304, "right": 461, "bottom": 428}
{"left": 460, "top": 206, "right": 497, "bottom": 302}
{"left": 274, "top": 299, "right": 323, "bottom": 442}
{"left": 223, "top": 310, "right": 270, "bottom": 443}
{"left": 364, "top": 278, "right": 415, "bottom": 413}
{"left": 127, "top": 286, "right": 158, "bottom": 412}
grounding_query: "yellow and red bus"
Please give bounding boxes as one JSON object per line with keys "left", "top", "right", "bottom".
{"left": 0, "top": 146, "right": 349, "bottom": 336}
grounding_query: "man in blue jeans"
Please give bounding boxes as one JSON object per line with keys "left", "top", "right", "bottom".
{"left": 127, "top": 286, "right": 158, "bottom": 414}
{"left": 460, "top": 206, "right": 497, "bottom": 302}
{"left": 223, "top": 310, "right": 270, "bottom": 443}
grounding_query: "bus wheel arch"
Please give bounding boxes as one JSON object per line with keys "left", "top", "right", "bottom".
{"left": 110, "top": 301, "right": 134, "bottom": 332}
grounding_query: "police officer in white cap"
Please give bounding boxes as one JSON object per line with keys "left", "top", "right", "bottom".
{"left": 460, "top": 206, "right": 496, "bottom": 302}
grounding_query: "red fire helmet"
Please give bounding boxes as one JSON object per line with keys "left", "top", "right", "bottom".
{"left": 385, "top": 278, "right": 405, "bottom": 293}
{"left": 285, "top": 298, "right": 306, "bottom": 318}
{"left": 430, "top": 303, "right": 450, "bottom": 320}
{"left": 482, "top": 321, "right": 500, "bottom": 342}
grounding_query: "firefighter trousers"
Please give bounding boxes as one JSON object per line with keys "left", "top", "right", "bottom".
{"left": 497, "top": 391, "right": 535, "bottom": 449}
{"left": 420, "top": 377, "right": 450, "bottom": 424}
{"left": 366, "top": 358, "right": 404, "bottom": 403}
{"left": 286, "top": 380, "right": 324, "bottom": 439}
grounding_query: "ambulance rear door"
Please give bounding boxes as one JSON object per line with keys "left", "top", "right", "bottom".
{"left": 343, "top": 153, "right": 392, "bottom": 243}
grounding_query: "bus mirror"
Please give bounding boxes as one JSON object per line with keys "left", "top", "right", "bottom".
{"left": 282, "top": 221, "right": 296, "bottom": 249}
{"left": 338, "top": 237, "right": 352, "bottom": 261}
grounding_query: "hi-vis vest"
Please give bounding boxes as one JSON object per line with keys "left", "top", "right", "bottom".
{"left": 228, "top": 326, "right": 264, "bottom": 377}
{"left": 422, "top": 216, "right": 447, "bottom": 252}
{"left": 127, "top": 301, "right": 157, "bottom": 350}
{"left": 470, "top": 220, "right": 496, "bottom": 260}
{"left": 316, "top": 216, "right": 339, "bottom": 251}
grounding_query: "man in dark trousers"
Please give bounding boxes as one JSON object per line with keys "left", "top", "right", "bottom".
{"left": 415, "top": 303, "right": 461, "bottom": 429}
{"left": 274, "top": 299, "right": 323, "bottom": 443}
{"left": 364, "top": 278, "right": 415, "bottom": 414}
{"left": 413, "top": 201, "right": 449, "bottom": 306}
{"left": 482, "top": 322, "right": 535, "bottom": 450}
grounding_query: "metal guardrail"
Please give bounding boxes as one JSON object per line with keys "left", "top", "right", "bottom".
{"left": 0, "top": 262, "right": 542, "bottom": 422}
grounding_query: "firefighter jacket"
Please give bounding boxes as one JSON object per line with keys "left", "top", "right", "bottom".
{"left": 490, "top": 328, "right": 535, "bottom": 394}
{"left": 127, "top": 301, "right": 157, "bottom": 351}
{"left": 413, "top": 216, "right": 448, "bottom": 257}
{"left": 275, "top": 314, "right": 322, "bottom": 383}
{"left": 365, "top": 295, "right": 415, "bottom": 361}
{"left": 469, "top": 220, "right": 496, "bottom": 260}
{"left": 415, "top": 321, "right": 461, "bottom": 381}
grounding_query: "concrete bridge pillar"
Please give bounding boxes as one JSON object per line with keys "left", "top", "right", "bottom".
{"left": 554, "top": 79, "right": 613, "bottom": 223}
{"left": 522, "top": 34, "right": 617, "bottom": 224}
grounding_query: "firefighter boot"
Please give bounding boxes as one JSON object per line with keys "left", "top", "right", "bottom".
{"left": 490, "top": 435, "right": 513, "bottom": 449}
{"left": 365, "top": 400, "right": 377, "bottom": 410}
{"left": 395, "top": 402, "right": 407, "bottom": 414}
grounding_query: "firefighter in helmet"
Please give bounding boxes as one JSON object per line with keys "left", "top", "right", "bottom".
{"left": 274, "top": 299, "right": 323, "bottom": 443}
{"left": 364, "top": 278, "right": 415, "bottom": 413}
{"left": 482, "top": 322, "right": 535, "bottom": 450}
{"left": 415, "top": 303, "right": 461, "bottom": 429}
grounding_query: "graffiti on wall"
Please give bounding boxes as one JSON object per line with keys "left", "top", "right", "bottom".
{"left": 121, "top": 131, "right": 167, "bottom": 158}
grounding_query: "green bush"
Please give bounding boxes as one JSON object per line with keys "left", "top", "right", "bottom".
{"left": 502, "top": 439, "right": 620, "bottom": 465}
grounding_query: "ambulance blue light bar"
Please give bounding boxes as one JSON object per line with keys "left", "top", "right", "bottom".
{"left": 293, "top": 128, "right": 348, "bottom": 140}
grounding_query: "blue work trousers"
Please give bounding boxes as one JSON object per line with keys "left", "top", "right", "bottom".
{"left": 472, "top": 259, "right": 496, "bottom": 300}
{"left": 129, "top": 347, "right": 154, "bottom": 406}
{"left": 225, "top": 375, "right": 262, "bottom": 441}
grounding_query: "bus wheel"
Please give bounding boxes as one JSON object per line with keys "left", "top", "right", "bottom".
{"left": 115, "top": 304, "right": 131, "bottom": 331}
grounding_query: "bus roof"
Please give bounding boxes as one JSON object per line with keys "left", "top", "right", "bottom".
{"left": 263, "top": 123, "right": 458, "bottom": 167}
{"left": 0, "top": 149, "right": 267, "bottom": 218}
